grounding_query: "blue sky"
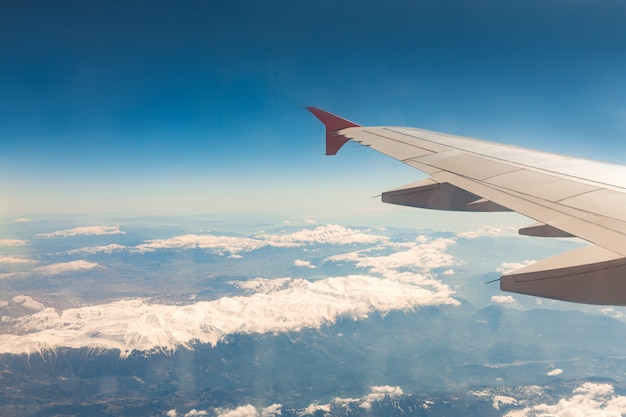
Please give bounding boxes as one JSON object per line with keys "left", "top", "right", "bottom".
{"left": 1, "top": 0, "right": 626, "bottom": 217}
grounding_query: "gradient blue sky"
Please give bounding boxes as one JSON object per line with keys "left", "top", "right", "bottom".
{"left": 2, "top": 0, "right": 626, "bottom": 218}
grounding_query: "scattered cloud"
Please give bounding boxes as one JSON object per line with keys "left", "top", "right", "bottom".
{"left": 184, "top": 410, "right": 208, "bottom": 417}
{"left": 33, "top": 260, "right": 99, "bottom": 275}
{"left": 600, "top": 308, "right": 624, "bottom": 319}
{"left": 134, "top": 234, "right": 270, "bottom": 255}
{"left": 300, "top": 386, "right": 404, "bottom": 415}
{"left": 359, "top": 386, "right": 404, "bottom": 410}
{"left": 215, "top": 405, "right": 258, "bottom": 417}
{"left": 504, "top": 383, "right": 626, "bottom": 417}
{"left": 64, "top": 244, "right": 128, "bottom": 255}
{"left": 209, "top": 404, "right": 281, "bottom": 417}
{"left": 232, "top": 277, "right": 294, "bottom": 294}
{"left": 12, "top": 295, "right": 45, "bottom": 311}
{"left": 283, "top": 218, "right": 316, "bottom": 225}
{"left": 547, "top": 368, "right": 563, "bottom": 376}
{"left": 457, "top": 226, "right": 516, "bottom": 239}
{"left": 327, "top": 237, "right": 456, "bottom": 273}
{"left": 493, "top": 395, "right": 517, "bottom": 411}
{"left": 260, "top": 404, "right": 282, "bottom": 417}
{"left": 0, "top": 239, "right": 28, "bottom": 246}
{"left": 0, "top": 272, "right": 457, "bottom": 357}
{"left": 294, "top": 259, "right": 316, "bottom": 268}
{"left": 491, "top": 295, "right": 516, "bottom": 304}
{"left": 0, "top": 256, "right": 36, "bottom": 265}
{"left": 258, "top": 224, "right": 388, "bottom": 246}
{"left": 13, "top": 218, "right": 32, "bottom": 223}
{"left": 37, "top": 225, "right": 125, "bottom": 238}
{"left": 57, "top": 225, "right": 389, "bottom": 258}
{"left": 300, "top": 402, "right": 331, "bottom": 416}
{"left": 497, "top": 260, "right": 537, "bottom": 274}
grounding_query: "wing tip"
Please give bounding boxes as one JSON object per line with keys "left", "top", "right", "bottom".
{"left": 307, "top": 107, "right": 360, "bottom": 155}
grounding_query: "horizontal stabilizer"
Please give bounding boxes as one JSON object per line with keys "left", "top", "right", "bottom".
{"left": 519, "top": 222, "right": 575, "bottom": 238}
{"left": 307, "top": 107, "right": 361, "bottom": 155}
{"left": 382, "top": 179, "right": 511, "bottom": 212}
{"left": 500, "top": 245, "right": 626, "bottom": 305}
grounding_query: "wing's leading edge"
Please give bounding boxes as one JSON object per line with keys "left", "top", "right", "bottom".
{"left": 308, "top": 107, "right": 626, "bottom": 306}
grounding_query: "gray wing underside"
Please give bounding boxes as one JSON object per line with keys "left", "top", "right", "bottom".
{"left": 308, "top": 107, "right": 626, "bottom": 305}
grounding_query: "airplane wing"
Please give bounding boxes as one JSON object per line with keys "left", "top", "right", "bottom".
{"left": 308, "top": 106, "right": 626, "bottom": 305}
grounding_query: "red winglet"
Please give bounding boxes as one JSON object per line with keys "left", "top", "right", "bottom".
{"left": 307, "top": 107, "right": 361, "bottom": 155}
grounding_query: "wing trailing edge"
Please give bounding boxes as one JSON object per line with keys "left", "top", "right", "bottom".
{"left": 501, "top": 246, "right": 626, "bottom": 305}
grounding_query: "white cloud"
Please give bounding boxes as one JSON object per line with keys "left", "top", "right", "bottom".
{"left": 327, "top": 237, "right": 456, "bottom": 273}
{"left": 313, "top": 386, "right": 404, "bottom": 413}
{"left": 0, "top": 256, "right": 36, "bottom": 264}
{"left": 493, "top": 395, "right": 517, "bottom": 410}
{"left": 184, "top": 410, "right": 208, "bottom": 417}
{"left": 33, "top": 260, "right": 99, "bottom": 275}
{"left": 300, "top": 402, "right": 330, "bottom": 416}
{"left": 134, "top": 234, "right": 271, "bottom": 255}
{"left": 600, "top": 308, "right": 624, "bottom": 319}
{"left": 103, "top": 225, "right": 390, "bottom": 258}
{"left": 64, "top": 244, "right": 128, "bottom": 255}
{"left": 0, "top": 239, "right": 28, "bottom": 246}
{"left": 215, "top": 405, "right": 258, "bottom": 417}
{"left": 260, "top": 404, "right": 282, "bottom": 417}
{"left": 547, "top": 368, "right": 563, "bottom": 376}
{"left": 12, "top": 295, "right": 45, "bottom": 311}
{"left": 299, "top": 402, "right": 330, "bottom": 416}
{"left": 233, "top": 277, "right": 294, "bottom": 294}
{"left": 13, "top": 218, "right": 32, "bottom": 223}
{"left": 0, "top": 272, "right": 457, "bottom": 357}
{"left": 504, "top": 383, "right": 626, "bottom": 417}
{"left": 294, "top": 259, "right": 316, "bottom": 268}
{"left": 166, "top": 410, "right": 177, "bottom": 417}
{"left": 258, "top": 224, "right": 388, "bottom": 246}
{"left": 491, "top": 295, "right": 516, "bottom": 304}
{"left": 442, "top": 269, "right": 455, "bottom": 275}
{"left": 497, "top": 260, "right": 537, "bottom": 274}
{"left": 457, "top": 225, "right": 516, "bottom": 239}
{"left": 37, "top": 225, "right": 125, "bottom": 238}
{"left": 193, "top": 404, "right": 281, "bottom": 417}
{"left": 359, "top": 386, "right": 404, "bottom": 410}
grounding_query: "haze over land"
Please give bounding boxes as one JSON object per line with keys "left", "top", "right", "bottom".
{"left": 2, "top": 1, "right": 626, "bottom": 415}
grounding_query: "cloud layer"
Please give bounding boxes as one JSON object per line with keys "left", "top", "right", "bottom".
{"left": 37, "top": 225, "right": 125, "bottom": 238}
{"left": 326, "top": 237, "right": 456, "bottom": 273}
{"left": 164, "top": 386, "right": 402, "bottom": 417}
{"left": 0, "top": 239, "right": 28, "bottom": 246}
{"left": 0, "top": 272, "right": 457, "bottom": 357}
{"left": 33, "top": 260, "right": 99, "bottom": 275}
{"left": 504, "top": 383, "right": 626, "bottom": 417}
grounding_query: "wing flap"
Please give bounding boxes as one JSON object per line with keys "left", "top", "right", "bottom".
{"left": 501, "top": 245, "right": 626, "bottom": 305}
{"left": 560, "top": 189, "right": 626, "bottom": 223}
{"left": 518, "top": 222, "right": 575, "bottom": 238}
{"left": 382, "top": 179, "right": 511, "bottom": 212}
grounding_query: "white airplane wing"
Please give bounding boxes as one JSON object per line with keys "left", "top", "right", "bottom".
{"left": 308, "top": 106, "right": 626, "bottom": 305}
